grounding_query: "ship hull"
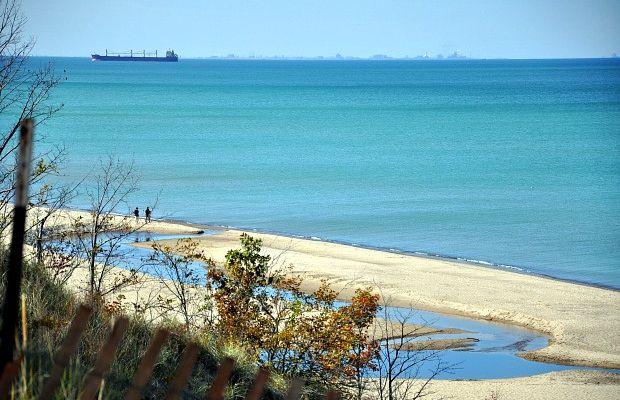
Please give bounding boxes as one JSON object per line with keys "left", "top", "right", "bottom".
{"left": 91, "top": 54, "right": 178, "bottom": 62}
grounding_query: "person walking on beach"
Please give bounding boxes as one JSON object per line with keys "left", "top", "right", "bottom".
{"left": 145, "top": 207, "right": 152, "bottom": 223}
{"left": 133, "top": 207, "right": 139, "bottom": 223}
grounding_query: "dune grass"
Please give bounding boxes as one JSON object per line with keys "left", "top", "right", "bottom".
{"left": 1, "top": 256, "right": 283, "bottom": 399}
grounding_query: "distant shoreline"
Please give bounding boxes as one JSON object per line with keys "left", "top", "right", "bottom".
{"left": 28, "top": 55, "right": 620, "bottom": 61}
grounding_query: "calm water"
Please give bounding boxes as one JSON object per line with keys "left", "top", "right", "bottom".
{"left": 26, "top": 57, "right": 620, "bottom": 288}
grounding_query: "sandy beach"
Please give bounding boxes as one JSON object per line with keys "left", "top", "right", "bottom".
{"left": 18, "top": 208, "right": 208, "bottom": 324}
{"left": 29, "top": 209, "right": 619, "bottom": 398}
{"left": 411, "top": 370, "right": 620, "bottom": 400}
{"left": 135, "top": 228, "right": 620, "bottom": 371}
{"left": 26, "top": 207, "right": 205, "bottom": 236}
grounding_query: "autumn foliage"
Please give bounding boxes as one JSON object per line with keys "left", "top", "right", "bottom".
{"left": 204, "top": 233, "right": 380, "bottom": 392}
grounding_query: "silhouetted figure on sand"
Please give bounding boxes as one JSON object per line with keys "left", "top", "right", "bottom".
{"left": 133, "top": 207, "right": 139, "bottom": 223}
{"left": 145, "top": 207, "right": 152, "bottom": 223}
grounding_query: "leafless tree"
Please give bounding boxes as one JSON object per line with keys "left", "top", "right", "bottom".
{"left": 25, "top": 177, "right": 85, "bottom": 286}
{"left": 28, "top": 159, "right": 82, "bottom": 259}
{"left": 372, "top": 296, "right": 453, "bottom": 400}
{"left": 0, "top": 0, "right": 63, "bottom": 240}
{"left": 143, "top": 238, "right": 213, "bottom": 331}
{"left": 0, "top": 0, "right": 62, "bottom": 148}
{"left": 70, "top": 156, "right": 148, "bottom": 299}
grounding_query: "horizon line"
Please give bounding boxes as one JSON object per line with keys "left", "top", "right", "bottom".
{"left": 28, "top": 55, "right": 620, "bottom": 61}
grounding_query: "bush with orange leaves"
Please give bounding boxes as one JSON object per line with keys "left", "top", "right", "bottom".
{"left": 206, "top": 233, "right": 380, "bottom": 396}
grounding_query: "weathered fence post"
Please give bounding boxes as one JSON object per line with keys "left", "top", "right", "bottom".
{"left": 206, "top": 357, "right": 234, "bottom": 400}
{"left": 165, "top": 342, "right": 199, "bottom": 400}
{"left": 245, "top": 367, "right": 269, "bottom": 400}
{"left": 125, "top": 328, "right": 170, "bottom": 400}
{"left": 79, "top": 317, "right": 129, "bottom": 400}
{"left": 285, "top": 377, "right": 304, "bottom": 400}
{"left": 326, "top": 391, "right": 340, "bottom": 400}
{"left": 38, "top": 305, "right": 93, "bottom": 400}
{"left": 0, "top": 119, "right": 34, "bottom": 372}
{"left": 0, "top": 356, "right": 22, "bottom": 399}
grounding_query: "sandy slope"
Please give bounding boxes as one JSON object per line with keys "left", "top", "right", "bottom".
{"left": 409, "top": 370, "right": 620, "bottom": 400}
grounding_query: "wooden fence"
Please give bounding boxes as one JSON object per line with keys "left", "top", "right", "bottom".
{"left": 0, "top": 304, "right": 341, "bottom": 399}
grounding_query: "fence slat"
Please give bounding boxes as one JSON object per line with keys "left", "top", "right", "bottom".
{"left": 206, "top": 357, "right": 234, "bottom": 400}
{"left": 245, "top": 367, "right": 269, "bottom": 400}
{"left": 164, "top": 342, "right": 199, "bottom": 400}
{"left": 0, "top": 356, "right": 22, "bottom": 400}
{"left": 124, "top": 328, "right": 170, "bottom": 400}
{"left": 79, "top": 316, "right": 129, "bottom": 400}
{"left": 325, "top": 391, "right": 340, "bottom": 400}
{"left": 284, "top": 377, "right": 304, "bottom": 400}
{"left": 38, "top": 304, "right": 93, "bottom": 400}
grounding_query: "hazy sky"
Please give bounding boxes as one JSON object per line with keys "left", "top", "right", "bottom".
{"left": 22, "top": 0, "right": 620, "bottom": 59}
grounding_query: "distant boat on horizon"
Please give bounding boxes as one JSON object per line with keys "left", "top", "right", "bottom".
{"left": 91, "top": 49, "right": 179, "bottom": 62}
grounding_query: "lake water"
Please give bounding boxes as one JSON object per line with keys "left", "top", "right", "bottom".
{"left": 21, "top": 57, "right": 620, "bottom": 289}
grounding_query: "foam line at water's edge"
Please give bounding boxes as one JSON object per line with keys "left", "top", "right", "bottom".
{"left": 167, "top": 218, "right": 620, "bottom": 292}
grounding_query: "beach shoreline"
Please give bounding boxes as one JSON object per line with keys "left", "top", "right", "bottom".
{"left": 50, "top": 206, "right": 620, "bottom": 292}
{"left": 50, "top": 209, "right": 618, "bottom": 368}
{"left": 124, "top": 216, "right": 620, "bottom": 371}
{"left": 31, "top": 207, "right": 620, "bottom": 368}
{"left": 404, "top": 369, "right": 620, "bottom": 400}
{"left": 188, "top": 221, "right": 620, "bottom": 292}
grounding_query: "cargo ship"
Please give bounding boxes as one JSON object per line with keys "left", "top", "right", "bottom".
{"left": 91, "top": 49, "right": 178, "bottom": 62}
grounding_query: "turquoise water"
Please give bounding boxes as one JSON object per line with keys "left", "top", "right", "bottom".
{"left": 27, "top": 57, "right": 620, "bottom": 288}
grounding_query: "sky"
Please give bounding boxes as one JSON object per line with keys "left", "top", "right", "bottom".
{"left": 21, "top": 0, "right": 620, "bottom": 59}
